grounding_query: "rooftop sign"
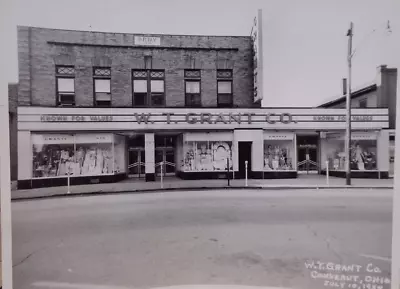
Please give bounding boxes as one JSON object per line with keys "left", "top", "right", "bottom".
{"left": 251, "top": 9, "right": 264, "bottom": 103}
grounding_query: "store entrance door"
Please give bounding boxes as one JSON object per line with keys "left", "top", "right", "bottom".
{"left": 128, "top": 149, "right": 145, "bottom": 178}
{"left": 155, "top": 148, "right": 175, "bottom": 177}
{"left": 297, "top": 135, "right": 319, "bottom": 174}
{"left": 238, "top": 142, "right": 252, "bottom": 179}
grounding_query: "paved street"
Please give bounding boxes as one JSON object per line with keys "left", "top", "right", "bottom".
{"left": 12, "top": 189, "right": 392, "bottom": 289}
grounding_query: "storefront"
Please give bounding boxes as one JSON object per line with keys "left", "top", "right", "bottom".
{"left": 17, "top": 107, "right": 390, "bottom": 188}
{"left": 320, "top": 130, "right": 390, "bottom": 178}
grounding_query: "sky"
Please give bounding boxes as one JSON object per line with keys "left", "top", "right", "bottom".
{"left": 1, "top": 0, "right": 399, "bottom": 107}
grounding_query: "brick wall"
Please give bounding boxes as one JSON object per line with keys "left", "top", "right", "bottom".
{"left": 17, "top": 26, "right": 258, "bottom": 108}
{"left": 8, "top": 83, "right": 18, "bottom": 180}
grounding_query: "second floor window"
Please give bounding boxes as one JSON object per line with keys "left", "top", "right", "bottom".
{"left": 184, "top": 70, "right": 201, "bottom": 107}
{"left": 132, "top": 70, "right": 165, "bottom": 107}
{"left": 93, "top": 67, "right": 111, "bottom": 107}
{"left": 217, "top": 69, "right": 233, "bottom": 108}
{"left": 56, "top": 66, "right": 75, "bottom": 106}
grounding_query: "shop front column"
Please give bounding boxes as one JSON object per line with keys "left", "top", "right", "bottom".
{"left": 145, "top": 133, "right": 155, "bottom": 182}
{"left": 377, "top": 130, "right": 389, "bottom": 178}
{"left": 18, "top": 131, "right": 32, "bottom": 181}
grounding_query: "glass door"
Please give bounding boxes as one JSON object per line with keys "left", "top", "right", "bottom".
{"left": 155, "top": 148, "right": 176, "bottom": 177}
{"left": 297, "top": 145, "right": 318, "bottom": 173}
{"left": 165, "top": 149, "right": 175, "bottom": 175}
{"left": 128, "top": 149, "right": 145, "bottom": 178}
{"left": 155, "top": 149, "right": 164, "bottom": 176}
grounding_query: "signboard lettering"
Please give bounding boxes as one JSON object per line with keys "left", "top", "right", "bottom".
{"left": 38, "top": 113, "right": 379, "bottom": 126}
{"left": 314, "top": 115, "right": 373, "bottom": 122}
{"left": 134, "top": 36, "right": 161, "bottom": 46}
{"left": 251, "top": 9, "right": 263, "bottom": 103}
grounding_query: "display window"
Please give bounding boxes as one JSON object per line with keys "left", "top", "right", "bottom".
{"left": 325, "top": 139, "right": 377, "bottom": 171}
{"left": 32, "top": 133, "right": 125, "bottom": 178}
{"left": 32, "top": 134, "right": 75, "bottom": 178}
{"left": 263, "top": 140, "right": 295, "bottom": 171}
{"left": 183, "top": 141, "right": 233, "bottom": 171}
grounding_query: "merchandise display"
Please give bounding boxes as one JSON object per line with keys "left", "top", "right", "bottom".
{"left": 183, "top": 141, "right": 233, "bottom": 171}
{"left": 326, "top": 140, "right": 377, "bottom": 171}
{"left": 31, "top": 133, "right": 126, "bottom": 178}
{"left": 263, "top": 141, "right": 294, "bottom": 171}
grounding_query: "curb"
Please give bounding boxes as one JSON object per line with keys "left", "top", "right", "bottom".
{"left": 11, "top": 185, "right": 394, "bottom": 202}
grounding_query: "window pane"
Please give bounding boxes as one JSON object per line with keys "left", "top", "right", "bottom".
{"left": 218, "top": 94, "right": 232, "bottom": 104}
{"left": 95, "top": 79, "right": 111, "bottom": 93}
{"left": 186, "top": 81, "right": 200, "bottom": 93}
{"left": 186, "top": 94, "right": 201, "bottom": 107}
{"left": 151, "top": 93, "right": 164, "bottom": 106}
{"left": 151, "top": 80, "right": 164, "bottom": 92}
{"left": 218, "top": 81, "right": 232, "bottom": 94}
{"left": 134, "top": 80, "right": 148, "bottom": 93}
{"left": 59, "top": 94, "right": 75, "bottom": 103}
{"left": 58, "top": 78, "right": 74, "bottom": 92}
{"left": 96, "top": 100, "right": 111, "bottom": 107}
{"left": 96, "top": 92, "right": 111, "bottom": 101}
{"left": 134, "top": 93, "right": 147, "bottom": 106}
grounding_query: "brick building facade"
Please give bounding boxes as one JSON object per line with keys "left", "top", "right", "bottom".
{"left": 15, "top": 26, "right": 391, "bottom": 189}
{"left": 17, "top": 26, "right": 257, "bottom": 109}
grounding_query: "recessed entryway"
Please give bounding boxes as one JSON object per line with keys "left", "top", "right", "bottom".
{"left": 237, "top": 141, "right": 252, "bottom": 179}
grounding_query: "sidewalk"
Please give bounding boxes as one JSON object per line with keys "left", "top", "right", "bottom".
{"left": 11, "top": 175, "right": 393, "bottom": 201}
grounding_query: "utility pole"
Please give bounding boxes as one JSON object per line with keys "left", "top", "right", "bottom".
{"left": 345, "top": 22, "right": 353, "bottom": 186}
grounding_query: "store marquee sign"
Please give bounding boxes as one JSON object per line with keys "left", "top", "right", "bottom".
{"left": 40, "top": 112, "right": 298, "bottom": 124}
{"left": 39, "top": 112, "right": 380, "bottom": 125}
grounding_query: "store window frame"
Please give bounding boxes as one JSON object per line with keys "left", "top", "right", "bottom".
{"left": 56, "top": 65, "right": 76, "bottom": 106}
{"left": 263, "top": 139, "right": 296, "bottom": 172}
{"left": 93, "top": 67, "right": 112, "bottom": 107}
{"left": 184, "top": 69, "right": 202, "bottom": 108}
{"left": 217, "top": 69, "right": 233, "bottom": 108}
{"left": 132, "top": 69, "right": 165, "bottom": 107}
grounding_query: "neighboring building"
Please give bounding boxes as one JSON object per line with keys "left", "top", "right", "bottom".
{"left": 16, "top": 26, "right": 391, "bottom": 189}
{"left": 8, "top": 83, "right": 18, "bottom": 181}
{"left": 319, "top": 65, "right": 398, "bottom": 177}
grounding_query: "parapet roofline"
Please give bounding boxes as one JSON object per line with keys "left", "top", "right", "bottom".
{"left": 17, "top": 25, "right": 252, "bottom": 39}
{"left": 317, "top": 83, "right": 377, "bottom": 108}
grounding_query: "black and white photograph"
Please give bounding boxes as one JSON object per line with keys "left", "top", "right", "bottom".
{"left": 0, "top": 0, "right": 399, "bottom": 289}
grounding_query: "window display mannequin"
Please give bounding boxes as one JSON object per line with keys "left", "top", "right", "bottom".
{"left": 205, "top": 149, "right": 213, "bottom": 171}
{"left": 75, "top": 147, "right": 85, "bottom": 175}
{"left": 195, "top": 149, "right": 202, "bottom": 171}
{"left": 213, "top": 143, "right": 230, "bottom": 171}
{"left": 199, "top": 144, "right": 207, "bottom": 171}
{"left": 57, "top": 150, "right": 70, "bottom": 176}
{"left": 355, "top": 144, "right": 365, "bottom": 171}
{"left": 266, "top": 145, "right": 273, "bottom": 169}
{"left": 95, "top": 148, "right": 104, "bottom": 174}
{"left": 103, "top": 148, "right": 113, "bottom": 174}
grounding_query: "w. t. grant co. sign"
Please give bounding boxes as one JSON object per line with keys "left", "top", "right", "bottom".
{"left": 17, "top": 107, "right": 389, "bottom": 131}
{"left": 39, "top": 113, "right": 298, "bottom": 124}
{"left": 38, "top": 112, "right": 380, "bottom": 124}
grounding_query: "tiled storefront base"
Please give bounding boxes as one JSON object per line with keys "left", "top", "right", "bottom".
{"left": 176, "top": 171, "right": 298, "bottom": 180}
{"left": 19, "top": 170, "right": 388, "bottom": 189}
{"left": 320, "top": 170, "right": 389, "bottom": 179}
{"left": 176, "top": 171, "right": 235, "bottom": 180}
{"left": 18, "top": 173, "right": 127, "bottom": 189}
